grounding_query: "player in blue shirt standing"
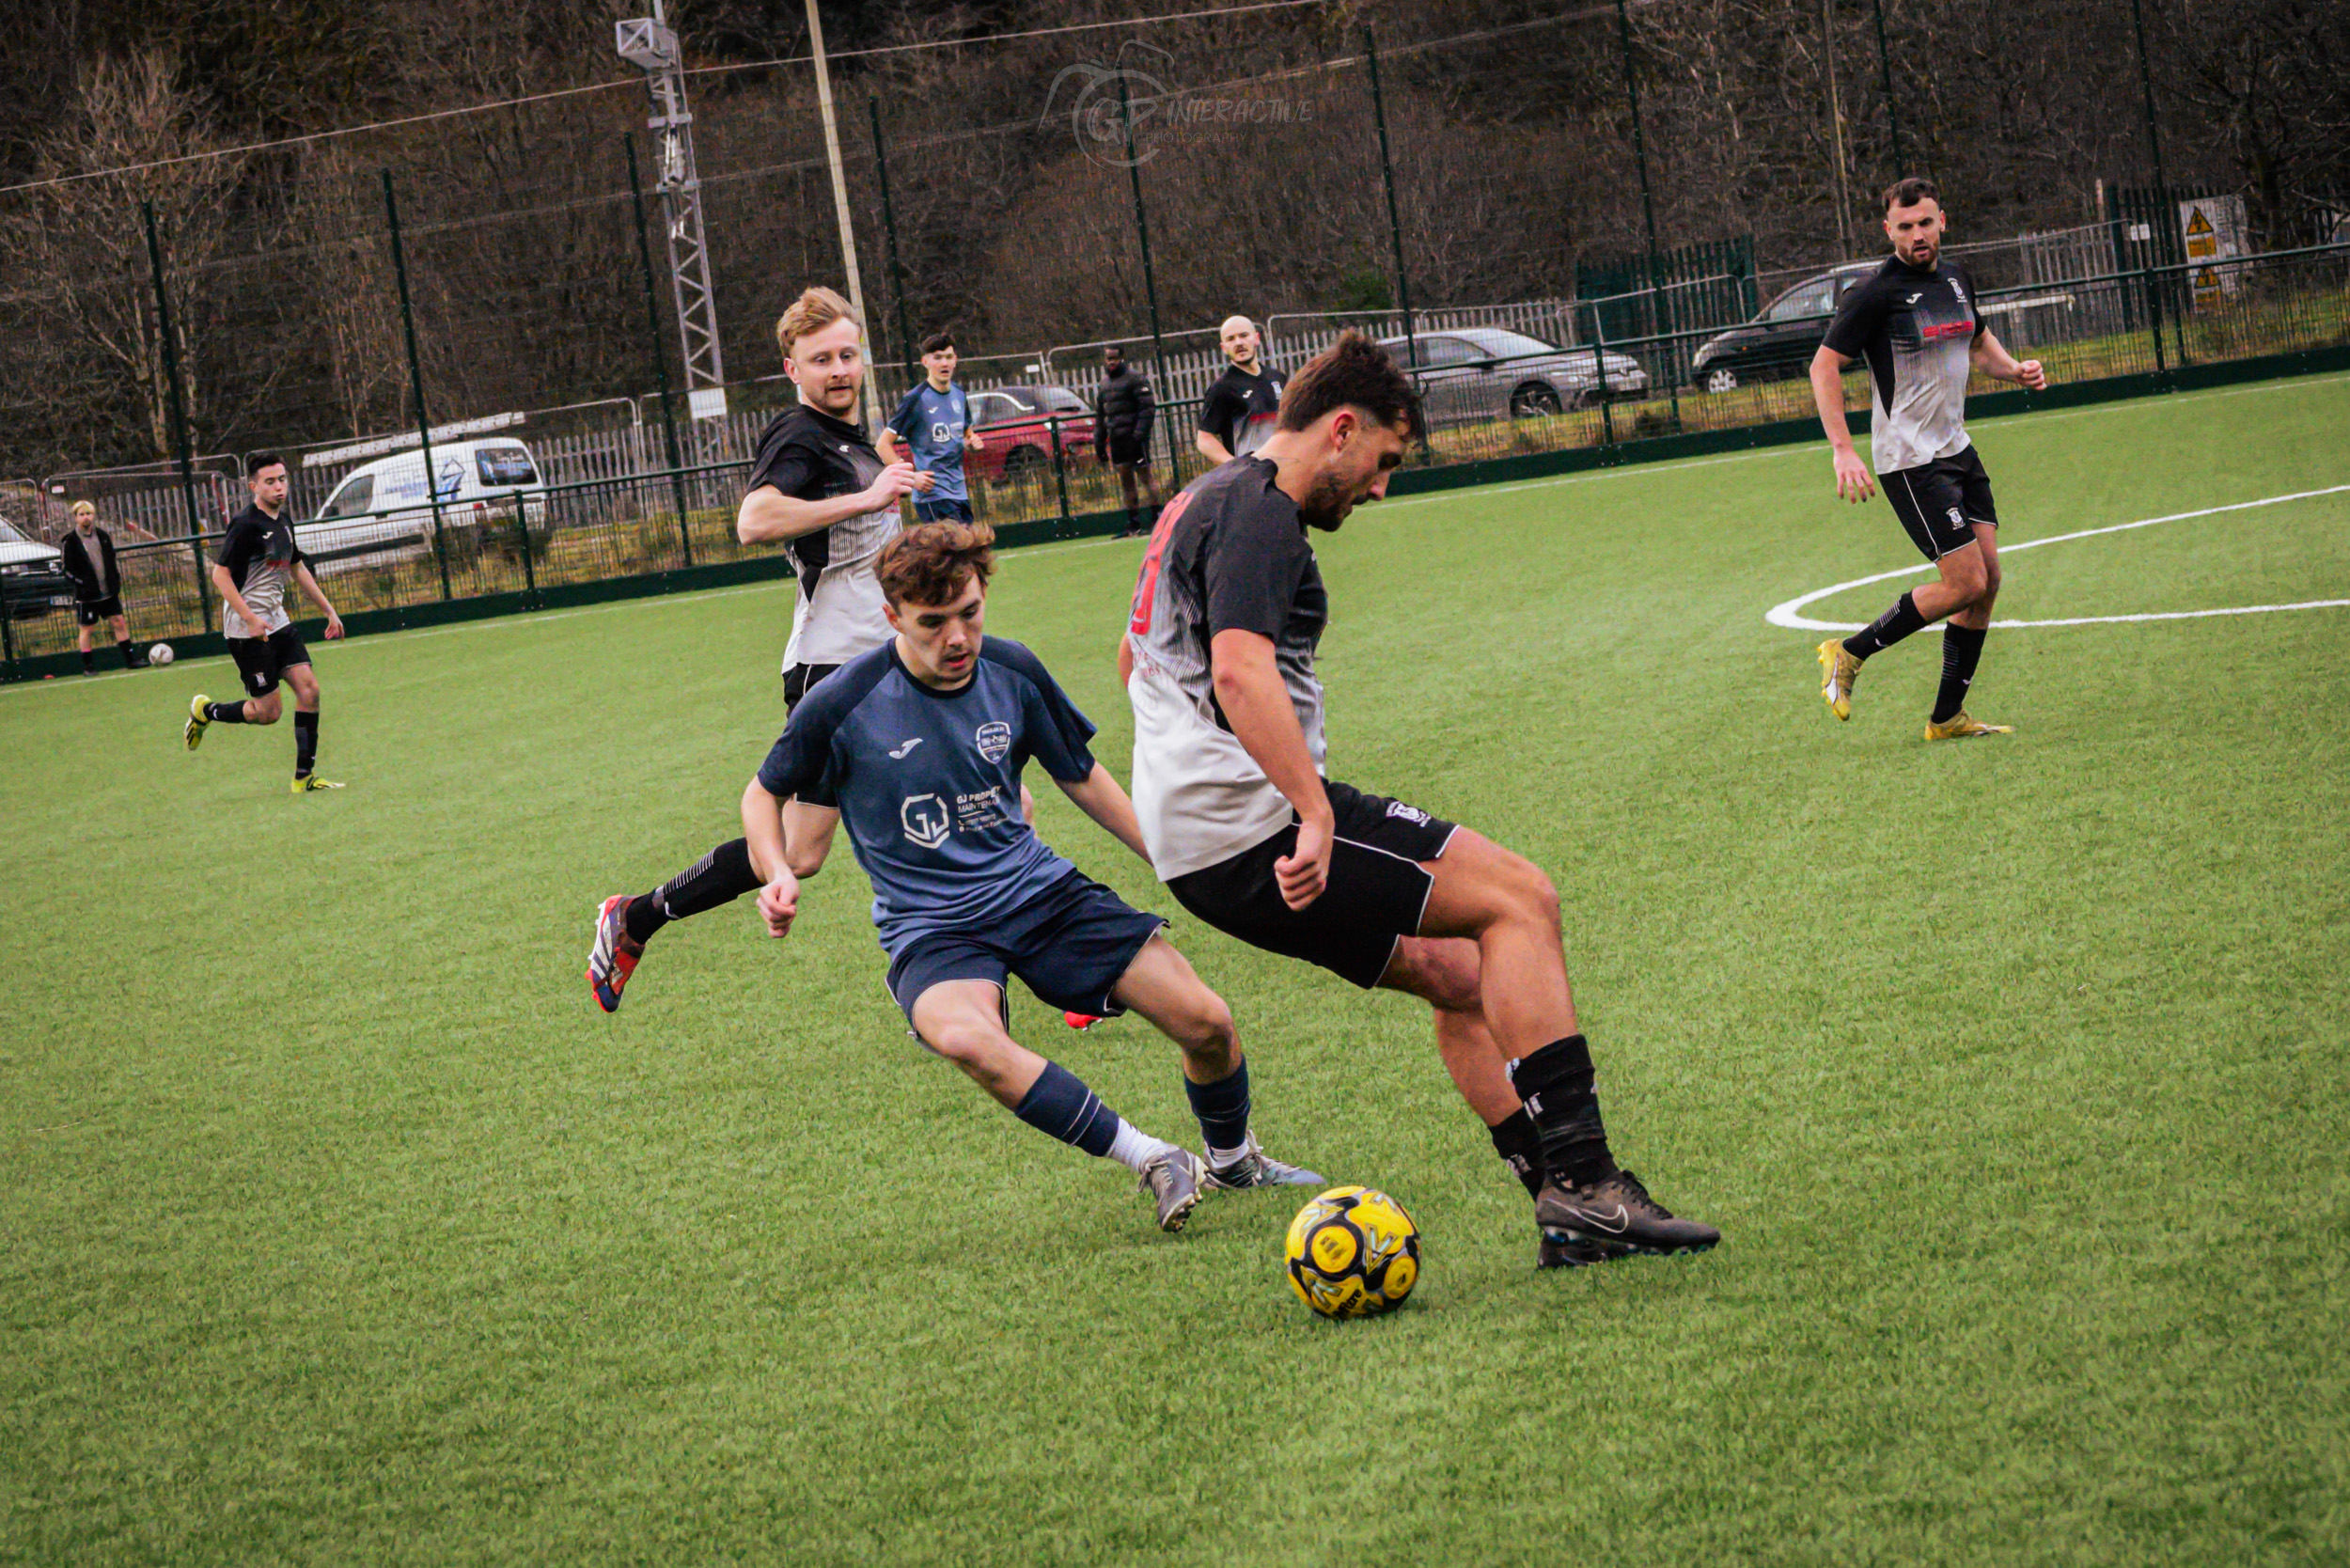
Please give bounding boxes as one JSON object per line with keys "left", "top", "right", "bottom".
{"left": 743, "top": 520, "right": 1321, "bottom": 1231}
{"left": 881, "top": 332, "right": 986, "bottom": 524}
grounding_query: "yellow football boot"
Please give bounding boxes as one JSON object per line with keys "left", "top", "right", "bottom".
{"left": 290, "top": 775, "right": 346, "bottom": 792}
{"left": 185, "top": 693, "right": 212, "bottom": 750}
{"left": 1817, "top": 639, "right": 1861, "bottom": 721}
{"left": 1922, "top": 712, "right": 2013, "bottom": 742}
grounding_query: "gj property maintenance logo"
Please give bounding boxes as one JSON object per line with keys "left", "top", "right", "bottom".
{"left": 1042, "top": 42, "right": 1313, "bottom": 167}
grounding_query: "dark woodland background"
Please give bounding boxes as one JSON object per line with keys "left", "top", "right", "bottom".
{"left": 3, "top": 0, "right": 2342, "bottom": 477}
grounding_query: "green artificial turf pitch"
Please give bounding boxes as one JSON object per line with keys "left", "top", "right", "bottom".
{"left": 5, "top": 373, "right": 2346, "bottom": 1565}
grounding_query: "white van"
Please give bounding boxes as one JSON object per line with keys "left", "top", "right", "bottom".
{"left": 296, "top": 438, "right": 551, "bottom": 572}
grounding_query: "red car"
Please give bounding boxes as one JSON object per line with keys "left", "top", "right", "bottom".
{"left": 964, "top": 384, "right": 1103, "bottom": 484}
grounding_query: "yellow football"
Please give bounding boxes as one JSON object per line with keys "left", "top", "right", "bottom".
{"left": 1283, "top": 1184, "right": 1421, "bottom": 1319}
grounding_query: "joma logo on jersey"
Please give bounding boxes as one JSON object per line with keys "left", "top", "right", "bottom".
{"left": 975, "top": 722, "right": 1011, "bottom": 762}
{"left": 901, "top": 793, "right": 950, "bottom": 849}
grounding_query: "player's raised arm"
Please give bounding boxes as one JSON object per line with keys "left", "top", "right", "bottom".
{"left": 1810, "top": 345, "right": 1875, "bottom": 504}
{"left": 1210, "top": 627, "right": 1335, "bottom": 909}
{"left": 1970, "top": 327, "right": 2046, "bottom": 391}
{"left": 737, "top": 467, "right": 916, "bottom": 544}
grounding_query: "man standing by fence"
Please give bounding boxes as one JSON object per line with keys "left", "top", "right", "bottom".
{"left": 59, "top": 500, "right": 150, "bottom": 675}
{"left": 1094, "top": 345, "right": 1162, "bottom": 539}
{"left": 1195, "top": 316, "right": 1287, "bottom": 467}
{"left": 880, "top": 331, "right": 984, "bottom": 525}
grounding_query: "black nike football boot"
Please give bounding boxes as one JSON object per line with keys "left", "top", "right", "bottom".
{"left": 1534, "top": 1168, "right": 1719, "bottom": 1265}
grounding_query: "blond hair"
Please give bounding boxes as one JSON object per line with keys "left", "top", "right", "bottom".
{"left": 70, "top": 500, "right": 96, "bottom": 519}
{"left": 776, "top": 286, "right": 860, "bottom": 359}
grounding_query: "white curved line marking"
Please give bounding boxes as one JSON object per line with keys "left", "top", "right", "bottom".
{"left": 1765, "top": 484, "right": 2350, "bottom": 631}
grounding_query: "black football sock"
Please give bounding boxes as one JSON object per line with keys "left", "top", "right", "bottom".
{"left": 1842, "top": 590, "right": 1928, "bottom": 662}
{"left": 206, "top": 700, "right": 247, "bottom": 724}
{"left": 81, "top": 649, "right": 96, "bottom": 673}
{"left": 1487, "top": 1106, "right": 1546, "bottom": 1201}
{"left": 1184, "top": 1060, "right": 1253, "bottom": 1159}
{"left": 1013, "top": 1061, "right": 1123, "bottom": 1157}
{"left": 1509, "top": 1034, "right": 1620, "bottom": 1190}
{"left": 293, "top": 710, "right": 319, "bottom": 777}
{"left": 629, "top": 838, "right": 760, "bottom": 943}
{"left": 1931, "top": 624, "right": 1987, "bottom": 723}
{"left": 117, "top": 638, "right": 138, "bottom": 667}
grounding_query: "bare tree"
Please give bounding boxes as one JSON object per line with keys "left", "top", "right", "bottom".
{"left": 0, "top": 50, "right": 244, "bottom": 462}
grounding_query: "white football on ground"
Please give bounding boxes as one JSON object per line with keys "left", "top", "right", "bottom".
{"left": 149, "top": 643, "right": 174, "bottom": 666}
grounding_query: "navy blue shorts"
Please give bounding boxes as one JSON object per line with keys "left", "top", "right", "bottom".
{"left": 886, "top": 871, "right": 1166, "bottom": 1023}
{"left": 912, "top": 496, "right": 975, "bottom": 524}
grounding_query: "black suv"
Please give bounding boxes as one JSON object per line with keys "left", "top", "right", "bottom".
{"left": 1688, "top": 262, "right": 1878, "bottom": 393}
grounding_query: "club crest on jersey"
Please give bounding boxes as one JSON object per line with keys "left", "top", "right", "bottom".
{"left": 1386, "top": 800, "right": 1432, "bottom": 825}
{"left": 901, "top": 793, "right": 950, "bottom": 849}
{"left": 975, "top": 721, "right": 1011, "bottom": 762}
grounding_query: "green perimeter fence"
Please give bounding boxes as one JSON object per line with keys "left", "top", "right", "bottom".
{"left": 5, "top": 241, "right": 2345, "bottom": 682}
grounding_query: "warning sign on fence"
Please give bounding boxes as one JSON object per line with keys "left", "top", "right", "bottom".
{"left": 2177, "top": 195, "right": 2248, "bottom": 307}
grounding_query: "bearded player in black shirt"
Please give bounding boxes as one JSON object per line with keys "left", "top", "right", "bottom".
{"left": 588, "top": 287, "right": 918, "bottom": 1011}
{"left": 1811, "top": 178, "right": 2047, "bottom": 740}
{"left": 1123, "top": 333, "right": 1718, "bottom": 1268}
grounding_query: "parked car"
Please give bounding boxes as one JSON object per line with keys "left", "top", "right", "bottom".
{"left": 0, "top": 516, "right": 75, "bottom": 621}
{"left": 964, "top": 384, "right": 1102, "bottom": 483}
{"left": 1688, "top": 262, "right": 1876, "bottom": 393}
{"left": 1375, "top": 328, "right": 1650, "bottom": 425}
{"left": 296, "top": 438, "right": 550, "bottom": 572}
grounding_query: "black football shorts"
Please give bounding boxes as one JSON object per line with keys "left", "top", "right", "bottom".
{"left": 1882, "top": 447, "right": 1998, "bottom": 562}
{"left": 228, "top": 625, "right": 311, "bottom": 697}
{"left": 1166, "top": 780, "right": 1459, "bottom": 990}
{"left": 74, "top": 595, "right": 124, "bottom": 627}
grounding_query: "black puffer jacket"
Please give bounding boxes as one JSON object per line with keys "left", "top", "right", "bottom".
{"left": 1092, "top": 363, "right": 1156, "bottom": 457}
{"left": 59, "top": 526, "right": 120, "bottom": 601}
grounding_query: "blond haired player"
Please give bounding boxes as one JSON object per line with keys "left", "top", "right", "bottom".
{"left": 588, "top": 288, "right": 920, "bottom": 1011}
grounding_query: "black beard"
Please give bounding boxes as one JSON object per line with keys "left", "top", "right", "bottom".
{"left": 1298, "top": 471, "right": 1353, "bottom": 531}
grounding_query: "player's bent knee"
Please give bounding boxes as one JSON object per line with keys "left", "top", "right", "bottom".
{"left": 1383, "top": 937, "right": 1482, "bottom": 1011}
{"left": 921, "top": 1019, "right": 1015, "bottom": 1074}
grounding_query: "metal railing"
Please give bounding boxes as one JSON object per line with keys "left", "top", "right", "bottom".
{"left": 7, "top": 243, "right": 2342, "bottom": 677}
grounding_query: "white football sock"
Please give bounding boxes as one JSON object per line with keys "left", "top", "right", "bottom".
{"left": 1107, "top": 1121, "right": 1178, "bottom": 1174}
{"left": 1206, "top": 1139, "right": 1251, "bottom": 1169}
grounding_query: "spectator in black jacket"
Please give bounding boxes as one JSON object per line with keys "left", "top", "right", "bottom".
{"left": 1092, "top": 345, "right": 1163, "bottom": 538}
{"left": 59, "top": 501, "right": 149, "bottom": 674}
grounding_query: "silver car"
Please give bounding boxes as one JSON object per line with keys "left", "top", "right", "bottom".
{"left": 1376, "top": 328, "right": 1650, "bottom": 424}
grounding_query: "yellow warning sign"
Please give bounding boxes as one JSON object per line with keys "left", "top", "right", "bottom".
{"left": 2177, "top": 196, "right": 2247, "bottom": 308}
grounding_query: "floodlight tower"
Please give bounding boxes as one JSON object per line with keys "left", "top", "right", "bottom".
{"left": 618, "top": 3, "right": 728, "bottom": 440}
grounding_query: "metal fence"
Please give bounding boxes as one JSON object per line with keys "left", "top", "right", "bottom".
{"left": 4, "top": 3, "right": 2347, "bottom": 676}
{"left": 7, "top": 239, "right": 2342, "bottom": 672}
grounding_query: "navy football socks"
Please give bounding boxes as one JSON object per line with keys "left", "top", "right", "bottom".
{"left": 1014, "top": 1061, "right": 1122, "bottom": 1157}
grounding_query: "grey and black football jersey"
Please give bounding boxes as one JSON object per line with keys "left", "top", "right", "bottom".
{"left": 745, "top": 403, "right": 895, "bottom": 669}
{"left": 1822, "top": 256, "right": 1985, "bottom": 474}
{"left": 1124, "top": 456, "right": 1328, "bottom": 879}
{"left": 214, "top": 504, "right": 305, "bottom": 638}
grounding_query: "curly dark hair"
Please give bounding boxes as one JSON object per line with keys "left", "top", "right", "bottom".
{"left": 877, "top": 520, "right": 996, "bottom": 606}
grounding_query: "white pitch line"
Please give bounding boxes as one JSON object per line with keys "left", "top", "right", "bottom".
{"left": 1382, "top": 368, "right": 2350, "bottom": 514}
{"left": 1765, "top": 484, "right": 2350, "bottom": 631}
